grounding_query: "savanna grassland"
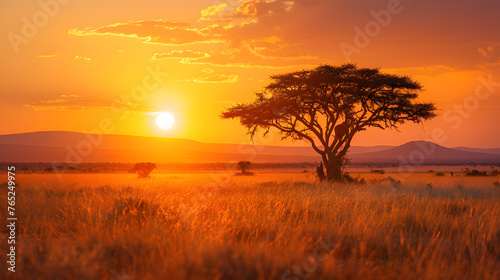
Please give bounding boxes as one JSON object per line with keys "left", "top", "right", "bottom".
{"left": 1, "top": 172, "right": 500, "bottom": 280}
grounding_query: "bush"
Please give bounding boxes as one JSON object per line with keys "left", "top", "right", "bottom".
{"left": 343, "top": 173, "right": 366, "bottom": 184}
{"left": 465, "top": 169, "right": 488, "bottom": 176}
{"left": 435, "top": 172, "right": 445, "bottom": 176}
{"left": 371, "top": 169, "right": 385, "bottom": 174}
{"left": 132, "top": 162, "right": 157, "bottom": 178}
{"left": 236, "top": 161, "right": 253, "bottom": 176}
{"left": 386, "top": 176, "right": 402, "bottom": 187}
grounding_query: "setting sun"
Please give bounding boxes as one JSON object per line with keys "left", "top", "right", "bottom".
{"left": 156, "top": 112, "right": 175, "bottom": 130}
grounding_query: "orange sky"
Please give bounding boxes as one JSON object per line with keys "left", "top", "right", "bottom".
{"left": 1, "top": 0, "right": 499, "bottom": 148}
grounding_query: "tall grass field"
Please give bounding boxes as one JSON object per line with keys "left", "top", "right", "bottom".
{"left": 1, "top": 172, "right": 500, "bottom": 279}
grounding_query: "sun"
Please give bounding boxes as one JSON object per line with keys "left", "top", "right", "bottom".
{"left": 156, "top": 112, "right": 175, "bottom": 130}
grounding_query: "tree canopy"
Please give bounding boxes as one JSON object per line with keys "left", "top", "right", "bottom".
{"left": 221, "top": 64, "right": 437, "bottom": 182}
{"left": 132, "top": 162, "right": 157, "bottom": 178}
{"left": 237, "top": 160, "right": 253, "bottom": 176}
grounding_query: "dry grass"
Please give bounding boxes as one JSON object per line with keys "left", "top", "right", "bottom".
{"left": 1, "top": 172, "right": 500, "bottom": 280}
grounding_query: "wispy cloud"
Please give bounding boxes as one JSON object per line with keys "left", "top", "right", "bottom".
{"left": 150, "top": 50, "right": 210, "bottom": 61}
{"left": 178, "top": 74, "right": 239, "bottom": 83}
{"left": 199, "top": 0, "right": 294, "bottom": 22}
{"left": 74, "top": 55, "right": 91, "bottom": 61}
{"left": 68, "top": 19, "right": 222, "bottom": 46}
{"left": 37, "top": 54, "right": 57, "bottom": 58}
{"left": 23, "top": 95, "right": 170, "bottom": 112}
{"left": 178, "top": 46, "right": 319, "bottom": 68}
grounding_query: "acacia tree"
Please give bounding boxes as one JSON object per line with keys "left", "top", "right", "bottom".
{"left": 132, "top": 162, "right": 157, "bottom": 178}
{"left": 221, "top": 64, "right": 437, "bottom": 182}
{"left": 237, "top": 160, "right": 253, "bottom": 175}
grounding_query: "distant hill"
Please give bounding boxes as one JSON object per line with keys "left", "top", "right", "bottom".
{"left": 454, "top": 146, "right": 500, "bottom": 155}
{"left": 353, "top": 141, "right": 500, "bottom": 164}
{"left": 0, "top": 131, "right": 390, "bottom": 155}
{"left": 0, "top": 131, "right": 499, "bottom": 164}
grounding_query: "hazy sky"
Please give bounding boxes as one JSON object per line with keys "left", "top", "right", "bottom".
{"left": 1, "top": 0, "right": 499, "bottom": 147}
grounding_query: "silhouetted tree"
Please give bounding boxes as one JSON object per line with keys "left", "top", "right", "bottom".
{"left": 237, "top": 160, "right": 253, "bottom": 175}
{"left": 221, "top": 64, "right": 436, "bottom": 182}
{"left": 44, "top": 167, "right": 54, "bottom": 173}
{"left": 132, "top": 162, "right": 157, "bottom": 178}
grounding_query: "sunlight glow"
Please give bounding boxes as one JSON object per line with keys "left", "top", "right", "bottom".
{"left": 156, "top": 112, "right": 175, "bottom": 130}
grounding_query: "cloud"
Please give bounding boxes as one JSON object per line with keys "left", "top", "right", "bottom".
{"left": 67, "top": 9, "right": 317, "bottom": 68}
{"left": 74, "top": 56, "right": 91, "bottom": 61}
{"left": 201, "top": 0, "right": 500, "bottom": 68}
{"left": 199, "top": 0, "right": 294, "bottom": 22}
{"left": 150, "top": 50, "right": 210, "bottom": 61}
{"left": 194, "top": 1, "right": 321, "bottom": 67}
{"left": 383, "top": 65, "right": 457, "bottom": 76}
{"left": 66, "top": 1, "right": 500, "bottom": 69}
{"left": 24, "top": 96, "right": 110, "bottom": 111}
{"left": 69, "top": 19, "right": 222, "bottom": 45}
{"left": 200, "top": 3, "right": 231, "bottom": 21}
{"left": 23, "top": 95, "right": 169, "bottom": 112}
{"left": 478, "top": 48, "right": 490, "bottom": 58}
{"left": 476, "top": 43, "right": 500, "bottom": 69}
{"left": 179, "top": 45, "right": 319, "bottom": 68}
{"left": 217, "top": 100, "right": 238, "bottom": 107}
{"left": 202, "top": 68, "right": 215, "bottom": 73}
{"left": 37, "top": 54, "right": 57, "bottom": 58}
{"left": 178, "top": 74, "right": 239, "bottom": 83}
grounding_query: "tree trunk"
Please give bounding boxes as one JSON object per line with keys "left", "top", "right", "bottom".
{"left": 325, "top": 155, "right": 344, "bottom": 182}
{"left": 317, "top": 162, "right": 326, "bottom": 181}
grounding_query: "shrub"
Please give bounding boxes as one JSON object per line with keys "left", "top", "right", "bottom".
{"left": 132, "top": 162, "right": 157, "bottom": 178}
{"left": 386, "top": 176, "right": 402, "bottom": 187}
{"left": 435, "top": 172, "right": 445, "bottom": 176}
{"left": 343, "top": 173, "right": 366, "bottom": 184}
{"left": 236, "top": 161, "right": 254, "bottom": 176}
{"left": 371, "top": 169, "right": 385, "bottom": 174}
{"left": 465, "top": 169, "right": 488, "bottom": 176}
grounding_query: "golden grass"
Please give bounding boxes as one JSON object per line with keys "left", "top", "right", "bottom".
{"left": 1, "top": 173, "right": 500, "bottom": 279}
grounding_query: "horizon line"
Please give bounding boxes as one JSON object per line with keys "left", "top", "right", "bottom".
{"left": 0, "top": 130, "right": 499, "bottom": 150}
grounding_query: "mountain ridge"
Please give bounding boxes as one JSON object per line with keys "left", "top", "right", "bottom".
{"left": 0, "top": 131, "right": 499, "bottom": 164}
